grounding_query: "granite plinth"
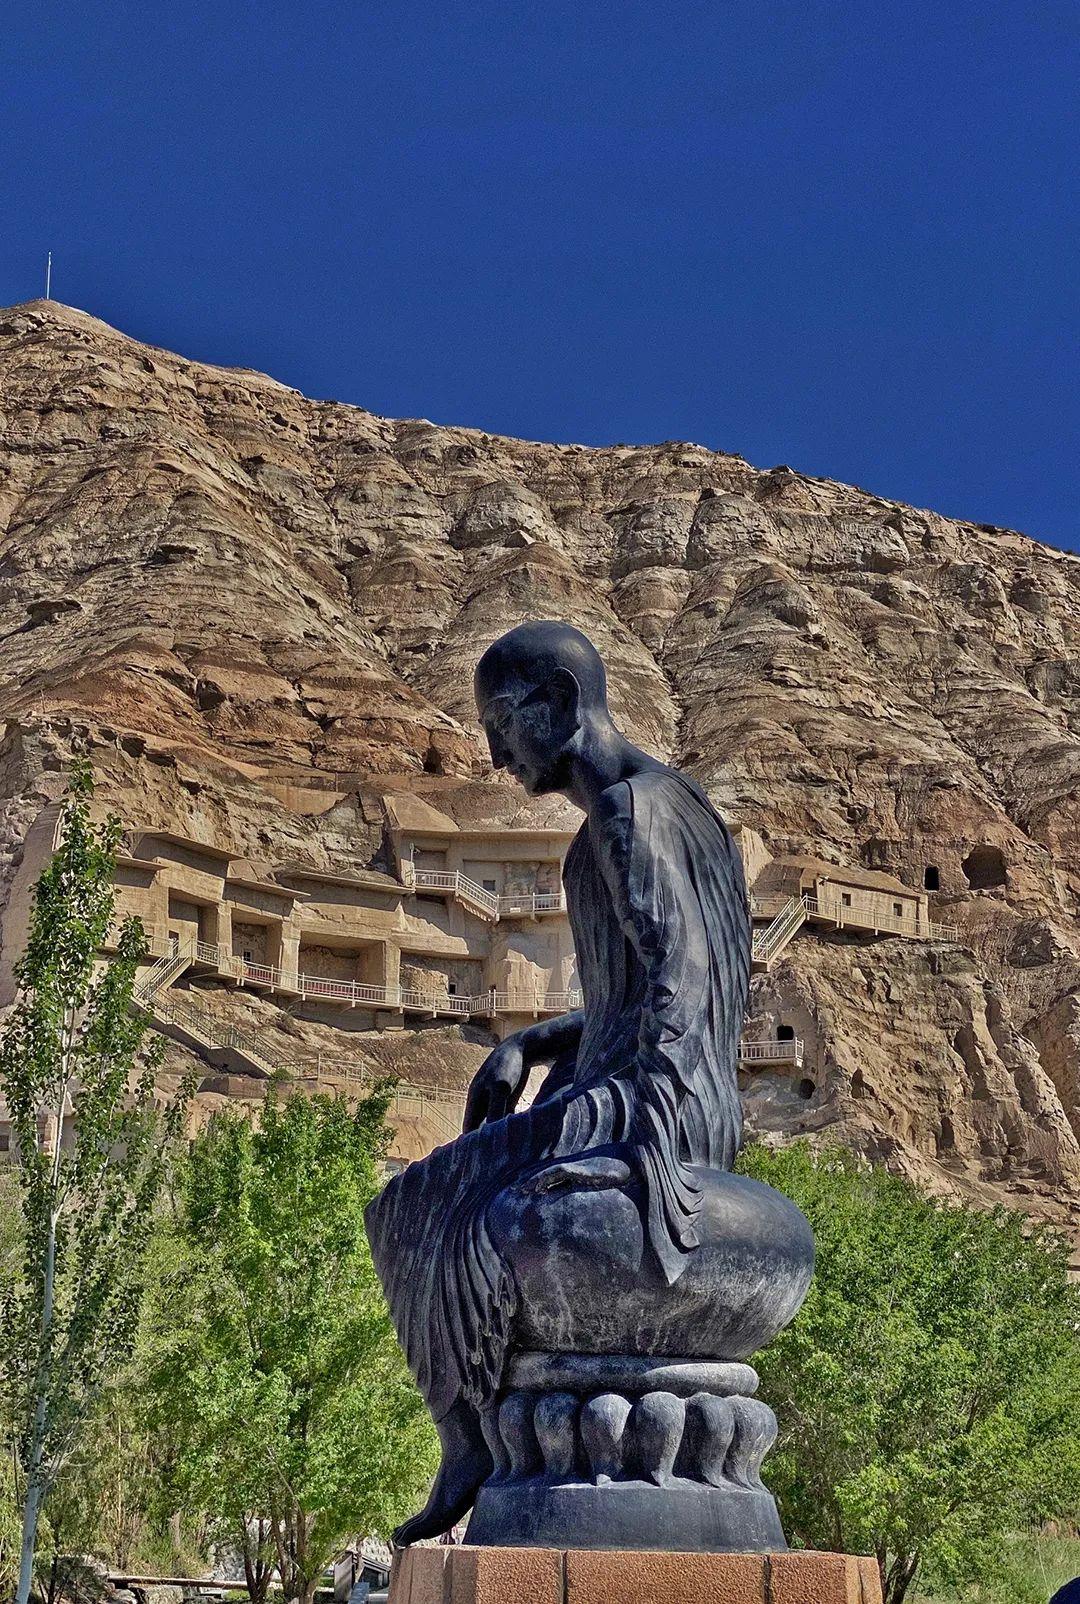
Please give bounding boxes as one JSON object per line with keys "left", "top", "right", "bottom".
{"left": 389, "top": 1545, "right": 884, "bottom": 1603}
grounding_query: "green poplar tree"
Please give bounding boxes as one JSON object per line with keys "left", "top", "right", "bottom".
{"left": 0, "top": 763, "right": 188, "bottom": 1604}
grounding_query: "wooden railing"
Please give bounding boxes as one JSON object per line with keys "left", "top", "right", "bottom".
{"left": 234, "top": 956, "right": 583, "bottom": 1018}
{"left": 751, "top": 889, "right": 958, "bottom": 967}
{"left": 402, "top": 865, "right": 500, "bottom": 918}
{"left": 402, "top": 865, "right": 564, "bottom": 921}
{"left": 738, "top": 1037, "right": 805, "bottom": 1067}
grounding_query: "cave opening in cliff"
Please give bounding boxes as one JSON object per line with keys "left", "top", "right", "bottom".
{"left": 798, "top": 1078, "right": 816, "bottom": 1100}
{"left": 924, "top": 865, "right": 940, "bottom": 890}
{"left": 962, "top": 845, "right": 1007, "bottom": 890}
{"left": 777, "top": 1023, "right": 795, "bottom": 1041}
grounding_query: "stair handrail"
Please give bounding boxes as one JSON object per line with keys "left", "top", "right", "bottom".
{"left": 151, "top": 990, "right": 288, "bottom": 1078}
{"left": 134, "top": 939, "right": 196, "bottom": 1005}
{"left": 752, "top": 896, "right": 808, "bottom": 962}
{"left": 388, "top": 1088, "right": 463, "bottom": 1143}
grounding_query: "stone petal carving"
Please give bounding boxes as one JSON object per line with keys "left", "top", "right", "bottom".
{"left": 580, "top": 1392, "right": 632, "bottom": 1484}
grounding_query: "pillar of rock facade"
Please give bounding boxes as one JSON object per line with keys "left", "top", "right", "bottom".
{"left": 1, "top": 298, "right": 1079, "bottom": 1240}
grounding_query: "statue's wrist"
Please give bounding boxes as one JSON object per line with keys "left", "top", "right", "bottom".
{"left": 517, "top": 1027, "right": 547, "bottom": 1068}
{"left": 520, "top": 1012, "right": 582, "bottom": 1068}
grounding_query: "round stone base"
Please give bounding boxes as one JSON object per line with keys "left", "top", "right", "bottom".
{"left": 462, "top": 1350, "right": 785, "bottom": 1553}
{"left": 390, "top": 1545, "right": 883, "bottom": 1604}
{"left": 465, "top": 1478, "right": 785, "bottom": 1552}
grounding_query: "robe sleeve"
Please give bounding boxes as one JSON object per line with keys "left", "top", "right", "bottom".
{"left": 589, "top": 778, "right": 738, "bottom": 1281}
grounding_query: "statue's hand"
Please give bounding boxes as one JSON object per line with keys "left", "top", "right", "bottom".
{"left": 463, "top": 1038, "right": 528, "bottom": 1132}
{"left": 521, "top": 1155, "right": 632, "bottom": 1194}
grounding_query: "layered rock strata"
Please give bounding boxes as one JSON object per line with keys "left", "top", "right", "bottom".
{"left": 1, "top": 299, "right": 1078, "bottom": 1237}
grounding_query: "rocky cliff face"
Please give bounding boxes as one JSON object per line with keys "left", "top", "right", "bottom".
{"left": 2, "top": 298, "right": 1079, "bottom": 1236}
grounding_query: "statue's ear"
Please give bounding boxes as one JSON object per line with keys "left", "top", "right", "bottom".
{"left": 531, "top": 666, "right": 581, "bottom": 734}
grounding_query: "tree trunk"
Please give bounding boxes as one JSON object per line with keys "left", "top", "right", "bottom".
{"left": 254, "top": 1518, "right": 274, "bottom": 1604}
{"left": 884, "top": 1550, "right": 920, "bottom": 1604}
{"left": 251, "top": 1556, "right": 271, "bottom": 1604}
{"left": 270, "top": 1507, "right": 298, "bottom": 1604}
{"left": 16, "top": 1012, "right": 71, "bottom": 1604}
{"left": 45, "top": 1544, "right": 60, "bottom": 1604}
{"left": 240, "top": 1517, "right": 273, "bottom": 1604}
{"left": 16, "top": 1206, "right": 60, "bottom": 1604}
{"left": 243, "top": 1538, "right": 258, "bottom": 1604}
{"left": 15, "top": 1474, "right": 44, "bottom": 1604}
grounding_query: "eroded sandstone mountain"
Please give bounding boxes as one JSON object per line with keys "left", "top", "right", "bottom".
{"left": 2, "top": 298, "right": 1079, "bottom": 1236}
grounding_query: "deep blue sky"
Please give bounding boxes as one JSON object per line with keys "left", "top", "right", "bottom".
{"left": 1, "top": 2, "right": 1076, "bottom": 547}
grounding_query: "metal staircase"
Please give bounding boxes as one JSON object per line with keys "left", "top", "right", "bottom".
{"left": 402, "top": 865, "right": 566, "bottom": 922}
{"left": 132, "top": 937, "right": 466, "bottom": 1133}
{"left": 135, "top": 939, "right": 283, "bottom": 1080}
{"left": 379, "top": 1086, "right": 463, "bottom": 1145}
{"left": 751, "top": 896, "right": 808, "bottom": 971}
{"left": 134, "top": 941, "right": 195, "bottom": 1004}
{"left": 150, "top": 989, "right": 283, "bottom": 1080}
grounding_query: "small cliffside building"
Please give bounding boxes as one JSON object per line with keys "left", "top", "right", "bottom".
{"left": 107, "top": 799, "right": 580, "bottom": 1035}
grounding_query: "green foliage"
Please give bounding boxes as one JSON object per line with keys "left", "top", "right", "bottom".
{"left": 0, "top": 1404, "right": 22, "bottom": 1602}
{"left": 914, "top": 1532, "right": 1080, "bottom": 1602}
{"left": 0, "top": 763, "right": 190, "bottom": 1604}
{"left": 23, "top": 1224, "right": 216, "bottom": 1587}
{"left": 146, "top": 1088, "right": 437, "bottom": 1604}
{"left": 738, "top": 1142, "right": 1080, "bottom": 1604}
{"left": 42, "top": 1371, "right": 193, "bottom": 1580}
{"left": 0, "top": 1168, "right": 25, "bottom": 1599}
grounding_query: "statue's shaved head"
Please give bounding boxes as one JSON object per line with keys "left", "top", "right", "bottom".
{"left": 474, "top": 621, "right": 608, "bottom": 718}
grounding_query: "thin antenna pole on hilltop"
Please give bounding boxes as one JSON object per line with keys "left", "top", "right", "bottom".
{"left": 45, "top": 252, "right": 52, "bottom": 299}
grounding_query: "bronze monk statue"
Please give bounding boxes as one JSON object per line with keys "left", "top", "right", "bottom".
{"left": 365, "top": 621, "right": 814, "bottom": 1552}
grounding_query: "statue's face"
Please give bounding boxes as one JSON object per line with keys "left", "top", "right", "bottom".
{"left": 480, "top": 680, "right": 573, "bottom": 796}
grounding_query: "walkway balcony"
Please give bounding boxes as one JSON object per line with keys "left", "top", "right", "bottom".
{"left": 738, "top": 1037, "right": 805, "bottom": 1068}
{"left": 401, "top": 864, "right": 565, "bottom": 922}
{"left": 496, "top": 889, "right": 566, "bottom": 918}
{"left": 804, "top": 892, "right": 957, "bottom": 942}
{"left": 143, "top": 927, "right": 230, "bottom": 971}
{"left": 751, "top": 890, "right": 958, "bottom": 970}
{"left": 234, "top": 955, "right": 583, "bottom": 1020}
{"left": 401, "top": 864, "right": 499, "bottom": 919}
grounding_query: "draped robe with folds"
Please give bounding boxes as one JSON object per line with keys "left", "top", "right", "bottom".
{"left": 365, "top": 766, "right": 750, "bottom": 1423}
